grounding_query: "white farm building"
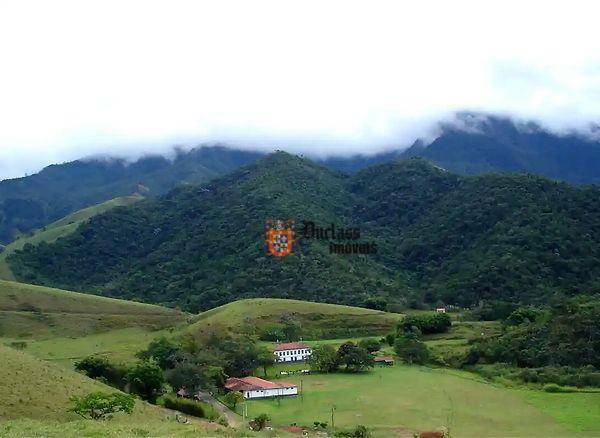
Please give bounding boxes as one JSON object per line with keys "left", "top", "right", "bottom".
{"left": 224, "top": 376, "right": 298, "bottom": 399}
{"left": 274, "top": 342, "right": 312, "bottom": 362}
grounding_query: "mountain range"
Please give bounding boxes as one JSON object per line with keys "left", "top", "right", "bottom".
{"left": 4, "top": 114, "right": 600, "bottom": 246}
{"left": 8, "top": 152, "right": 600, "bottom": 312}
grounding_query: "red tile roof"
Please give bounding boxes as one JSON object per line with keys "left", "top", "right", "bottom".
{"left": 273, "top": 342, "right": 310, "bottom": 351}
{"left": 225, "top": 376, "right": 297, "bottom": 391}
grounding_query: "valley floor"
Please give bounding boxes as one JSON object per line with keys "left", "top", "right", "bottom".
{"left": 243, "top": 365, "right": 600, "bottom": 437}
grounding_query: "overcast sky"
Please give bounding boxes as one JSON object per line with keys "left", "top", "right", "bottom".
{"left": 1, "top": 1, "right": 600, "bottom": 180}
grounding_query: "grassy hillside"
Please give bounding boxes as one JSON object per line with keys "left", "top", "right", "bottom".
{"left": 0, "top": 195, "right": 142, "bottom": 280}
{"left": 0, "top": 344, "right": 230, "bottom": 436}
{"left": 189, "top": 298, "right": 401, "bottom": 339}
{"left": 0, "top": 280, "right": 187, "bottom": 339}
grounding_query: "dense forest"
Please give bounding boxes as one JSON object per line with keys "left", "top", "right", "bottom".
{"left": 8, "top": 152, "right": 600, "bottom": 311}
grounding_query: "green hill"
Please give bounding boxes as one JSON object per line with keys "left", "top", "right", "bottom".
{"left": 0, "top": 280, "right": 187, "bottom": 339}
{"left": 0, "top": 344, "right": 229, "bottom": 436}
{"left": 0, "top": 195, "right": 142, "bottom": 280}
{"left": 9, "top": 152, "right": 600, "bottom": 311}
{"left": 189, "top": 298, "right": 401, "bottom": 339}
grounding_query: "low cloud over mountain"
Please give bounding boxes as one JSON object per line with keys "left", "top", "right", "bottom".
{"left": 2, "top": 2, "right": 600, "bottom": 179}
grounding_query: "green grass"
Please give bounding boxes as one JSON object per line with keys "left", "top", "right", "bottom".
{"left": 0, "top": 418, "right": 233, "bottom": 437}
{"left": 0, "top": 195, "right": 142, "bottom": 280}
{"left": 189, "top": 298, "right": 401, "bottom": 340}
{"left": 16, "top": 327, "right": 177, "bottom": 367}
{"left": 0, "top": 280, "right": 187, "bottom": 339}
{"left": 519, "top": 390, "right": 600, "bottom": 434}
{"left": 243, "top": 365, "right": 599, "bottom": 437}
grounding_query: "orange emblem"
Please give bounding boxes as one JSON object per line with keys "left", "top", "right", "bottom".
{"left": 265, "top": 219, "right": 294, "bottom": 257}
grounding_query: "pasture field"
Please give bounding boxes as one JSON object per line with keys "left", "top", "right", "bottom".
{"left": 0, "top": 195, "right": 142, "bottom": 281}
{"left": 244, "top": 365, "right": 600, "bottom": 437}
{"left": 0, "top": 280, "right": 187, "bottom": 339}
{"left": 188, "top": 298, "right": 401, "bottom": 339}
{"left": 14, "top": 327, "right": 176, "bottom": 367}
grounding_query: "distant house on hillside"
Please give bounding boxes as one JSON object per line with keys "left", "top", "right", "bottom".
{"left": 374, "top": 356, "right": 394, "bottom": 366}
{"left": 273, "top": 342, "right": 312, "bottom": 362}
{"left": 436, "top": 307, "right": 446, "bottom": 313}
{"left": 225, "top": 376, "right": 298, "bottom": 399}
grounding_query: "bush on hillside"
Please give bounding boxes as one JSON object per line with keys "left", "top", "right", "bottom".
{"left": 335, "top": 424, "right": 371, "bottom": 437}
{"left": 74, "top": 356, "right": 127, "bottom": 390}
{"left": 162, "top": 395, "right": 205, "bottom": 418}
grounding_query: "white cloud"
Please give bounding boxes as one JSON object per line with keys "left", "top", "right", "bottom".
{"left": 1, "top": 0, "right": 600, "bottom": 178}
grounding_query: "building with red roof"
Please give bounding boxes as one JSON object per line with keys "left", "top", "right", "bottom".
{"left": 273, "top": 341, "right": 312, "bottom": 363}
{"left": 225, "top": 376, "right": 298, "bottom": 399}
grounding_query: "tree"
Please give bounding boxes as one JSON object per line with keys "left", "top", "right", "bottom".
{"left": 125, "top": 361, "right": 166, "bottom": 402}
{"left": 136, "top": 337, "right": 182, "bottom": 369}
{"left": 394, "top": 331, "right": 429, "bottom": 364}
{"left": 337, "top": 342, "right": 374, "bottom": 372}
{"left": 363, "top": 297, "right": 388, "bottom": 311}
{"left": 309, "top": 344, "right": 339, "bottom": 373}
{"left": 68, "top": 391, "right": 135, "bottom": 420}
{"left": 281, "top": 318, "right": 301, "bottom": 341}
{"left": 257, "top": 346, "right": 276, "bottom": 377}
{"left": 223, "top": 391, "right": 245, "bottom": 410}
{"left": 358, "top": 338, "right": 381, "bottom": 353}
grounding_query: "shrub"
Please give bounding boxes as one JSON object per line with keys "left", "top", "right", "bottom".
{"left": 543, "top": 383, "right": 578, "bottom": 393}
{"left": 162, "top": 395, "right": 205, "bottom": 417}
{"left": 335, "top": 424, "right": 371, "bottom": 437}
{"left": 252, "top": 413, "right": 270, "bottom": 431}
{"left": 68, "top": 391, "right": 135, "bottom": 420}
{"left": 8, "top": 341, "right": 27, "bottom": 350}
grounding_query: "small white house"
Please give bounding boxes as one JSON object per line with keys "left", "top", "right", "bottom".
{"left": 273, "top": 342, "right": 312, "bottom": 362}
{"left": 225, "top": 376, "right": 298, "bottom": 399}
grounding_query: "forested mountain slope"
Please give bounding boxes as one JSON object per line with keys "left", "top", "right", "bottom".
{"left": 9, "top": 153, "right": 600, "bottom": 311}
{"left": 0, "top": 146, "right": 263, "bottom": 244}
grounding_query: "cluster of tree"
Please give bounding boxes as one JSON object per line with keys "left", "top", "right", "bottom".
{"left": 75, "top": 356, "right": 166, "bottom": 403}
{"left": 75, "top": 333, "right": 276, "bottom": 403}
{"left": 10, "top": 153, "right": 600, "bottom": 311}
{"left": 382, "top": 312, "right": 450, "bottom": 365}
{"left": 397, "top": 313, "right": 451, "bottom": 335}
{"left": 464, "top": 296, "right": 600, "bottom": 386}
{"left": 137, "top": 334, "right": 275, "bottom": 394}
{"left": 310, "top": 341, "right": 376, "bottom": 373}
